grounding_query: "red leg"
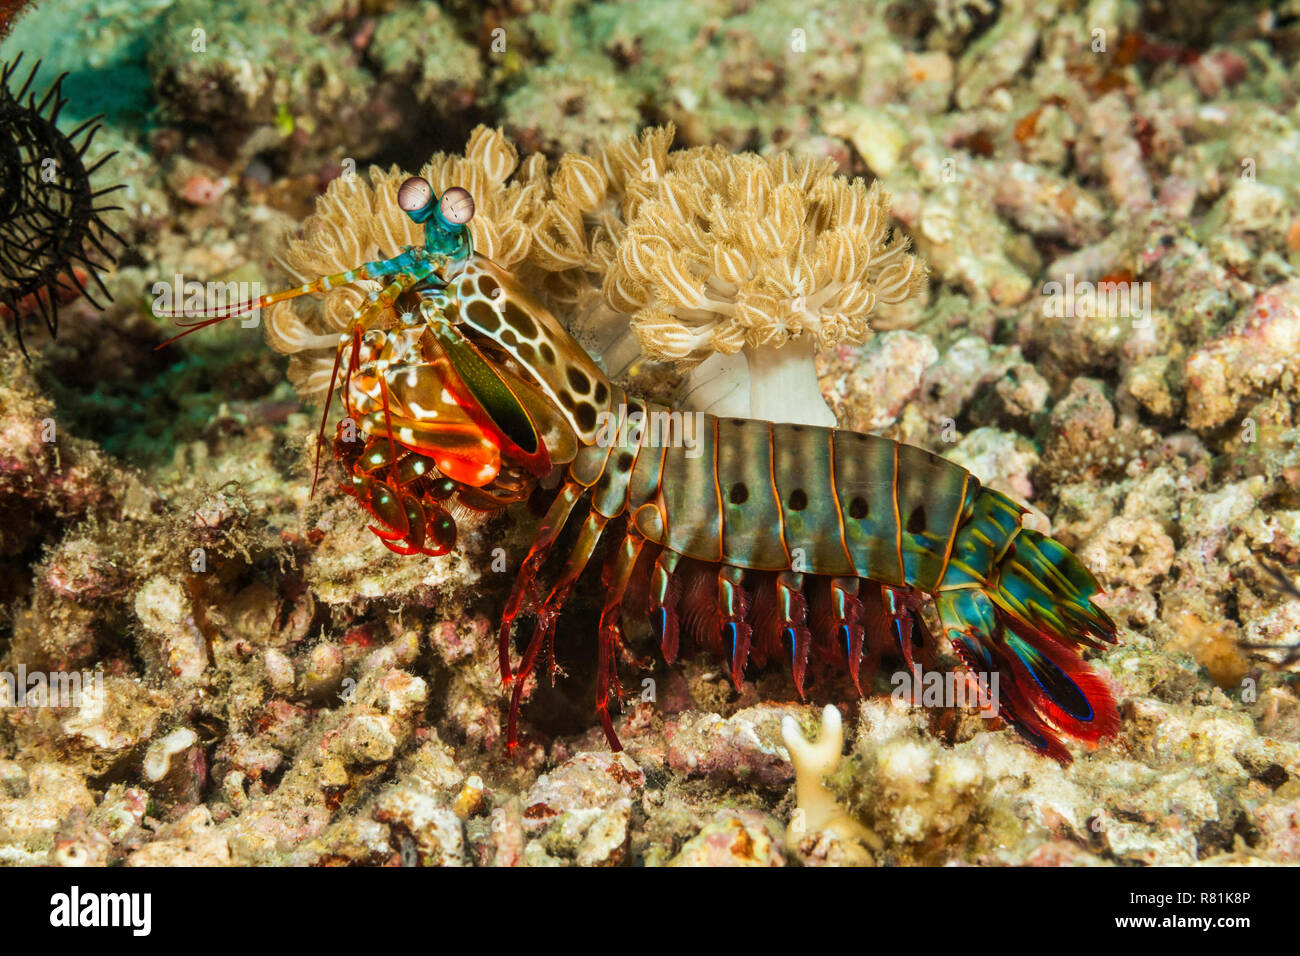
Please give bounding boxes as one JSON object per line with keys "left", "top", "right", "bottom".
{"left": 717, "top": 565, "right": 752, "bottom": 691}
{"left": 881, "top": 584, "right": 916, "bottom": 669}
{"left": 777, "top": 571, "right": 812, "bottom": 697}
{"left": 497, "top": 481, "right": 583, "bottom": 683}
{"left": 310, "top": 338, "right": 347, "bottom": 497}
{"left": 648, "top": 549, "right": 682, "bottom": 663}
{"left": 594, "top": 533, "right": 646, "bottom": 751}
{"left": 830, "top": 576, "right": 867, "bottom": 694}
{"left": 506, "top": 509, "right": 609, "bottom": 752}
{"left": 357, "top": 477, "right": 411, "bottom": 544}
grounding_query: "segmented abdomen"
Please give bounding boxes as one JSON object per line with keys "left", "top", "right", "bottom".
{"left": 569, "top": 399, "right": 996, "bottom": 595}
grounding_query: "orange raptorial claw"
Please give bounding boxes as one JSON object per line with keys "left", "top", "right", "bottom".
{"left": 422, "top": 501, "right": 457, "bottom": 555}
{"left": 393, "top": 452, "right": 435, "bottom": 486}
{"left": 400, "top": 492, "right": 427, "bottom": 551}
{"left": 359, "top": 436, "right": 395, "bottom": 474}
{"left": 427, "top": 477, "right": 457, "bottom": 500}
{"left": 346, "top": 473, "right": 372, "bottom": 500}
{"left": 366, "top": 480, "right": 409, "bottom": 536}
{"left": 433, "top": 448, "right": 500, "bottom": 487}
{"left": 379, "top": 536, "right": 420, "bottom": 556}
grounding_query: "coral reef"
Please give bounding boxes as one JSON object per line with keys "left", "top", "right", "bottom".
{"left": 0, "top": 0, "right": 1298, "bottom": 868}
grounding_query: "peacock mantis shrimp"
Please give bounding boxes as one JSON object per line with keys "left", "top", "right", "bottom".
{"left": 163, "top": 179, "right": 1119, "bottom": 763}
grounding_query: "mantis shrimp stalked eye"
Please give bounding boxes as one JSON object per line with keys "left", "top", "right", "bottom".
{"left": 439, "top": 186, "right": 476, "bottom": 225}
{"left": 397, "top": 176, "right": 434, "bottom": 214}
{"left": 397, "top": 176, "right": 474, "bottom": 259}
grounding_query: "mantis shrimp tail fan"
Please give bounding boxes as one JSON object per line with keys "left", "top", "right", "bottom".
{"left": 937, "top": 500, "right": 1120, "bottom": 763}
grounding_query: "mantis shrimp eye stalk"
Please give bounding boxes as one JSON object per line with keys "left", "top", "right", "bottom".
{"left": 397, "top": 176, "right": 435, "bottom": 218}
{"left": 398, "top": 177, "right": 476, "bottom": 228}
{"left": 439, "top": 186, "right": 475, "bottom": 225}
{"left": 396, "top": 177, "right": 475, "bottom": 259}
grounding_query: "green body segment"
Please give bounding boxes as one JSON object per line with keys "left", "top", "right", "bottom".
{"left": 895, "top": 443, "right": 976, "bottom": 592}
{"left": 715, "top": 417, "right": 788, "bottom": 569}
{"left": 772, "top": 425, "right": 854, "bottom": 575}
{"left": 833, "top": 432, "right": 905, "bottom": 586}
{"left": 659, "top": 411, "right": 722, "bottom": 561}
{"left": 626, "top": 420, "right": 667, "bottom": 514}
{"left": 574, "top": 409, "right": 1035, "bottom": 596}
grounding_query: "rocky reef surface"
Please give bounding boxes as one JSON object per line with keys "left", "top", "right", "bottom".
{"left": 0, "top": 0, "right": 1298, "bottom": 866}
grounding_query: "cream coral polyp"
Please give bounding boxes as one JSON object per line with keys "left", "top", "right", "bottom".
{"left": 610, "top": 153, "right": 925, "bottom": 365}
{"left": 264, "top": 123, "right": 926, "bottom": 429}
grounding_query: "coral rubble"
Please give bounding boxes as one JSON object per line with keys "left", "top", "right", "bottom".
{"left": 0, "top": 0, "right": 1298, "bottom": 867}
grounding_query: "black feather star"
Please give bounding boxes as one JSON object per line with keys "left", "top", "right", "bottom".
{"left": 0, "top": 53, "right": 125, "bottom": 354}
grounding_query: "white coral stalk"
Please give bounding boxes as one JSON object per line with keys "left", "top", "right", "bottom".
{"left": 781, "top": 705, "right": 877, "bottom": 864}
{"left": 685, "top": 337, "right": 837, "bottom": 427}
